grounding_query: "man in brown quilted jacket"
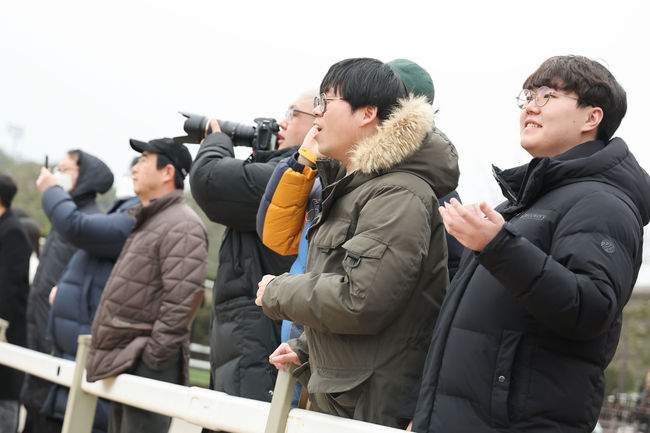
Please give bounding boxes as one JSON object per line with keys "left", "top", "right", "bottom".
{"left": 85, "top": 138, "right": 208, "bottom": 433}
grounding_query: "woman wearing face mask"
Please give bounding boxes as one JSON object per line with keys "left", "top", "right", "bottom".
{"left": 20, "top": 150, "right": 113, "bottom": 433}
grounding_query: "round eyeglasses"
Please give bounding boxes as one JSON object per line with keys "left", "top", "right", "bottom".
{"left": 314, "top": 93, "right": 343, "bottom": 113}
{"left": 285, "top": 107, "right": 315, "bottom": 123}
{"left": 516, "top": 86, "right": 579, "bottom": 109}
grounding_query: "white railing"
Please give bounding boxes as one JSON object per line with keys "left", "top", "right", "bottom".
{"left": 189, "top": 342, "right": 210, "bottom": 371}
{"left": 0, "top": 319, "right": 402, "bottom": 433}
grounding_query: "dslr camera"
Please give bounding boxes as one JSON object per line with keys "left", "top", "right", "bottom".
{"left": 174, "top": 112, "right": 279, "bottom": 151}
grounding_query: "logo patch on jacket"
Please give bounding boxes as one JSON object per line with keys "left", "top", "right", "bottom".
{"left": 519, "top": 213, "right": 546, "bottom": 221}
{"left": 601, "top": 240, "right": 616, "bottom": 254}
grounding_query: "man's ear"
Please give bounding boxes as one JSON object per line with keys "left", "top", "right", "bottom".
{"left": 583, "top": 106, "right": 603, "bottom": 135}
{"left": 359, "top": 105, "right": 379, "bottom": 127}
{"left": 163, "top": 164, "right": 175, "bottom": 184}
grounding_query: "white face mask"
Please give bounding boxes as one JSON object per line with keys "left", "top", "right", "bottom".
{"left": 53, "top": 171, "right": 73, "bottom": 192}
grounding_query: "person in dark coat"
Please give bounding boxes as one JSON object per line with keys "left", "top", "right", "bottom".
{"left": 189, "top": 94, "right": 314, "bottom": 414}
{"left": 20, "top": 150, "right": 113, "bottom": 433}
{"left": 34, "top": 165, "right": 139, "bottom": 433}
{"left": 413, "top": 55, "right": 650, "bottom": 433}
{"left": 0, "top": 174, "right": 31, "bottom": 433}
{"left": 11, "top": 206, "right": 41, "bottom": 259}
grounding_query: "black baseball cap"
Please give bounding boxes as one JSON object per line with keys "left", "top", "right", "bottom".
{"left": 129, "top": 137, "right": 192, "bottom": 179}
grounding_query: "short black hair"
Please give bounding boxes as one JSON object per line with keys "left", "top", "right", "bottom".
{"left": 523, "top": 55, "right": 627, "bottom": 141}
{"left": 156, "top": 153, "right": 184, "bottom": 190}
{"left": 0, "top": 174, "right": 18, "bottom": 208}
{"left": 320, "top": 58, "right": 407, "bottom": 122}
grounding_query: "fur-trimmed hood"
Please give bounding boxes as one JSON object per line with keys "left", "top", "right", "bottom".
{"left": 349, "top": 95, "right": 459, "bottom": 198}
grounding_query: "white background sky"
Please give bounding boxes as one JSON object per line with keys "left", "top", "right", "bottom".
{"left": 1, "top": 0, "right": 649, "bottom": 207}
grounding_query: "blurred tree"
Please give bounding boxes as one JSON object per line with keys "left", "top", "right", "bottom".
{"left": 185, "top": 193, "right": 225, "bottom": 282}
{"left": 605, "top": 296, "right": 650, "bottom": 396}
{"left": 186, "top": 192, "right": 225, "bottom": 345}
{"left": 0, "top": 148, "right": 48, "bottom": 232}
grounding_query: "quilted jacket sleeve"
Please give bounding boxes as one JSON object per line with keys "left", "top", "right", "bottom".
{"left": 256, "top": 155, "right": 318, "bottom": 256}
{"left": 141, "top": 217, "right": 208, "bottom": 370}
{"left": 478, "top": 190, "right": 642, "bottom": 340}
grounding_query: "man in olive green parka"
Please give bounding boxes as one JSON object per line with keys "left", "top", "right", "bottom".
{"left": 255, "top": 58, "right": 459, "bottom": 428}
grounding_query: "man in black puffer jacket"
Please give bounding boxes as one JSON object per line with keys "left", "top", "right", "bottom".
{"left": 189, "top": 93, "right": 316, "bottom": 413}
{"left": 413, "top": 55, "right": 650, "bottom": 433}
{"left": 20, "top": 150, "right": 113, "bottom": 433}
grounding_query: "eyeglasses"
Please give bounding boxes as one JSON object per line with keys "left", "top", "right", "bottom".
{"left": 516, "top": 86, "right": 579, "bottom": 109}
{"left": 285, "top": 107, "right": 315, "bottom": 123}
{"left": 314, "top": 93, "right": 343, "bottom": 113}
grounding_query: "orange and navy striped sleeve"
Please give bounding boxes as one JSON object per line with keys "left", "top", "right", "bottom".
{"left": 256, "top": 155, "right": 318, "bottom": 256}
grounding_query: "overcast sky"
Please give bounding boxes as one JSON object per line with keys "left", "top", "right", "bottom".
{"left": 1, "top": 0, "right": 649, "bottom": 207}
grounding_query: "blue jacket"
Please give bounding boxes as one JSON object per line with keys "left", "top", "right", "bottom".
{"left": 40, "top": 186, "right": 139, "bottom": 432}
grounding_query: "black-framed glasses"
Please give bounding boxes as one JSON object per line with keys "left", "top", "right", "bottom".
{"left": 314, "top": 93, "right": 343, "bottom": 113}
{"left": 516, "top": 86, "right": 579, "bottom": 109}
{"left": 285, "top": 107, "right": 315, "bottom": 123}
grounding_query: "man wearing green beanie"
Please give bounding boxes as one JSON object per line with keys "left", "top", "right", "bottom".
{"left": 387, "top": 58, "right": 436, "bottom": 104}
{"left": 255, "top": 58, "right": 459, "bottom": 428}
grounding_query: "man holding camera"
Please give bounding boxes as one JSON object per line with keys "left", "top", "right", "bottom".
{"left": 189, "top": 92, "right": 316, "bottom": 407}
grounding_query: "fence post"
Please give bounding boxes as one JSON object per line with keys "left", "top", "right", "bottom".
{"left": 264, "top": 363, "right": 298, "bottom": 433}
{"left": 0, "top": 318, "right": 7, "bottom": 342}
{"left": 62, "top": 334, "right": 97, "bottom": 433}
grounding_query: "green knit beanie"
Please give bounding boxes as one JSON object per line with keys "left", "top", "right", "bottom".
{"left": 386, "top": 58, "right": 435, "bottom": 104}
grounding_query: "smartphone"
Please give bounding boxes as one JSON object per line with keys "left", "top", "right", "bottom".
{"left": 45, "top": 155, "right": 48, "bottom": 169}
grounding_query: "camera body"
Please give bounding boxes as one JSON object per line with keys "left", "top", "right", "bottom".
{"left": 175, "top": 112, "right": 279, "bottom": 151}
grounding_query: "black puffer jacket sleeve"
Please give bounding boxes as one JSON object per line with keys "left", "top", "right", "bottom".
{"left": 190, "top": 132, "right": 288, "bottom": 232}
{"left": 478, "top": 190, "right": 641, "bottom": 340}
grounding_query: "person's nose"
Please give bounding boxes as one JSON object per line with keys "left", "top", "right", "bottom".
{"left": 313, "top": 105, "right": 323, "bottom": 117}
{"left": 279, "top": 118, "right": 289, "bottom": 131}
{"left": 524, "top": 98, "right": 540, "bottom": 113}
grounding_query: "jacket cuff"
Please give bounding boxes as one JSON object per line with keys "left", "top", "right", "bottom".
{"left": 477, "top": 222, "right": 544, "bottom": 298}
{"left": 287, "top": 333, "right": 309, "bottom": 364}
{"left": 261, "top": 276, "right": 286, "bottom": 321}
{"left": 288, "top": 152, "right": 318, "bottom": 177}
{"left": 479, "top": 222, "right": 518, "bottom": 256}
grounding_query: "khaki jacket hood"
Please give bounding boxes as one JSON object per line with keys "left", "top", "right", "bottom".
{"left": 349, "top": 95, "right": 459, "bottom": 198}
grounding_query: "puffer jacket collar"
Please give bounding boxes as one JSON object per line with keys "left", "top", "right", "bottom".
{"left": 128, "top": 190, "right": 184, "bottom": 231}
{"left": 493, "top": 138, "right": 650, "bottom": 224}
